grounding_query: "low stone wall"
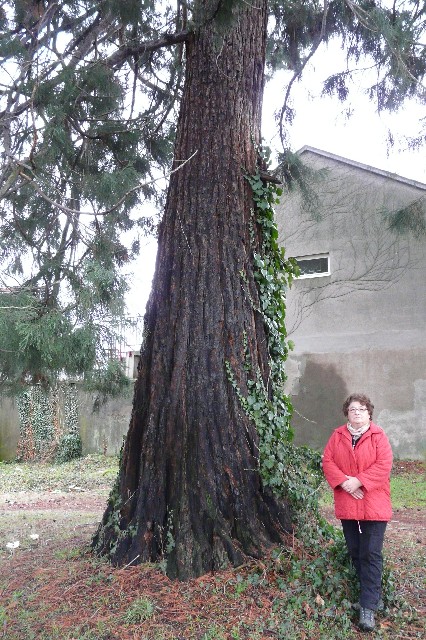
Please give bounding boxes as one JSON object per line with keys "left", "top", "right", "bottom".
{"left": 0, "top": 397, "right": 19, "bottom": 460}
{"left": 79, "top": 388, "right": 134, "bottom": 456}
{"left": 1, "top": 373, "right": 424, "bottom": 460}
{"left": 0, "top": 387, "right": 133, "bottom": 461}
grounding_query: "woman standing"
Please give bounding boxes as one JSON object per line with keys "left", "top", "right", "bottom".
{"left": 322, "top": 393, "right": 393, "bottom": 632}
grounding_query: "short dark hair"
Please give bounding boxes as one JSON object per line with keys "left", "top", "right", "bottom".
{"left": 343, "top": 393, "right": 374, "bottom": 420}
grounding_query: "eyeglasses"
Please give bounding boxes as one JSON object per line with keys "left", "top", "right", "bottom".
{"left": 348, "top": 407, "right": 368, "bottom": 413}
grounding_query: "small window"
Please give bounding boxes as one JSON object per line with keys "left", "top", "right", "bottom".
{"left": 294, "top": 253, "right": 330, "bottom": 279}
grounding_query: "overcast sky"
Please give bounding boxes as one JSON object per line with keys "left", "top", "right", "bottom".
{"left": 265, "top": 38, "right": 425, "bottom": 183}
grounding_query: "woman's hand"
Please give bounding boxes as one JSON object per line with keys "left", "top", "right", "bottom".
{"left": 349, "top": 487, "right": 364, "bottom": 499}
{"left": 341, "top": 476, "right": 364, "bottom": 498}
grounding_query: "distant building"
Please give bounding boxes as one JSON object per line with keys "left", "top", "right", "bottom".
{"left": 276, "top": 146, "right": 426, "bottom": 459}
{"left": 105, "top": 315, "right": 144, "bottom": 379}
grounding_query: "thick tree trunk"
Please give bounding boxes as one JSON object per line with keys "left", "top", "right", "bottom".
{"left": 93, "top": 2, "right": 292, "bottom": 579}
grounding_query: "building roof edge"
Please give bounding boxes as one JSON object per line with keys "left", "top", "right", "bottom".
{"left": 297, "top": 145, "right": 426, "bottom": 191}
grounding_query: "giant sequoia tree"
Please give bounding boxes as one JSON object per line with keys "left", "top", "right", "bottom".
{"left": 1, "top": 1, "right": 425, "bottom": 578}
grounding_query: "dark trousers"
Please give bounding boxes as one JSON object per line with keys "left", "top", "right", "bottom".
{"left": 341, "top": 520, "right": 387, "bottom": 610}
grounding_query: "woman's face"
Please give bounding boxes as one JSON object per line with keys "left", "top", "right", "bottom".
{"left": 347, "top": 402, "right": 371, "bottom": 427}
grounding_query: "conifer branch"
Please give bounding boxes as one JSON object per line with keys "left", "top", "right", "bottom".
{"left": 344, "top": 0, "right": 426, "bottom": 94}
{"left": 106, "top": 30, "right": 191, "bottom": 69}
{"left": 17, "top": 150, "right": 199, "bottom": 217}
{"left": 0, "top": 306, "right": 37, "bottom": 310}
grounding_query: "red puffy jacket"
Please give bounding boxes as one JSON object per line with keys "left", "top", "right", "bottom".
{"left": 322, "top": 422, "right": 393, "bottom": 521}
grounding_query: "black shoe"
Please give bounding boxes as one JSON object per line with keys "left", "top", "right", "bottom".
{"left": 359, "top": 607, "right": 375, "bottom": 631}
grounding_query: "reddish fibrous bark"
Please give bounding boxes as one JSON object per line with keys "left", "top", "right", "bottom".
{"left": 94, "top": 3, "right": 292, "bottom": 580}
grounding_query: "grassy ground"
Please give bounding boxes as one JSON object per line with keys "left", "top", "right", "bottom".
{"left": 0, "top": 454, "right": 119, "bottom": 493}
{"left": 0, "top": 456, "right": 424, "bottom": 640}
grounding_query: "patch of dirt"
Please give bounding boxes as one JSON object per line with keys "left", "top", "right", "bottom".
{"left": 392, "top": 460, "right": 425, "bottom": 476}
{"left": 321, "top": 504, "right": 426, "bottom": 538}
{"left": 1, "top": 489, "right": 107, "bottom": 511}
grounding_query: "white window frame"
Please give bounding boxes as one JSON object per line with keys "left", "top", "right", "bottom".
{"left": 294, "top": 253, "right": 330, "bottom": 279}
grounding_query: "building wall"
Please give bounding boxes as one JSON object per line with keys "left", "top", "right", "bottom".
{"left": 277, "top": 148, "right": 426, "bottom": 459}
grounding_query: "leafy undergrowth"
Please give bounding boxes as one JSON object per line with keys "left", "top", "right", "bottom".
{"left": 0, "top": 457, "right": 424, "bottom": 640}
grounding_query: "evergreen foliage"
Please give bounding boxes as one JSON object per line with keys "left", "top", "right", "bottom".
{"left": 386, "top": 195, "right": 426, "bottom": 238}
{"left": 0, "top": 285, "right": 132, "bottom": 394}
{"left": 0, "top": 0, "right": 181, "bottom": 391}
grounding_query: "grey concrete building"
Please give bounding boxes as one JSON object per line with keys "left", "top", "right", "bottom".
{"left": 276, "top": 146, "right": 426, "bottom": 459}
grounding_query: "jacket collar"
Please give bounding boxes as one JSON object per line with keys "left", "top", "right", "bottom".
{"left": 336, "top": 421, "right": 380, "bottom": 440}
